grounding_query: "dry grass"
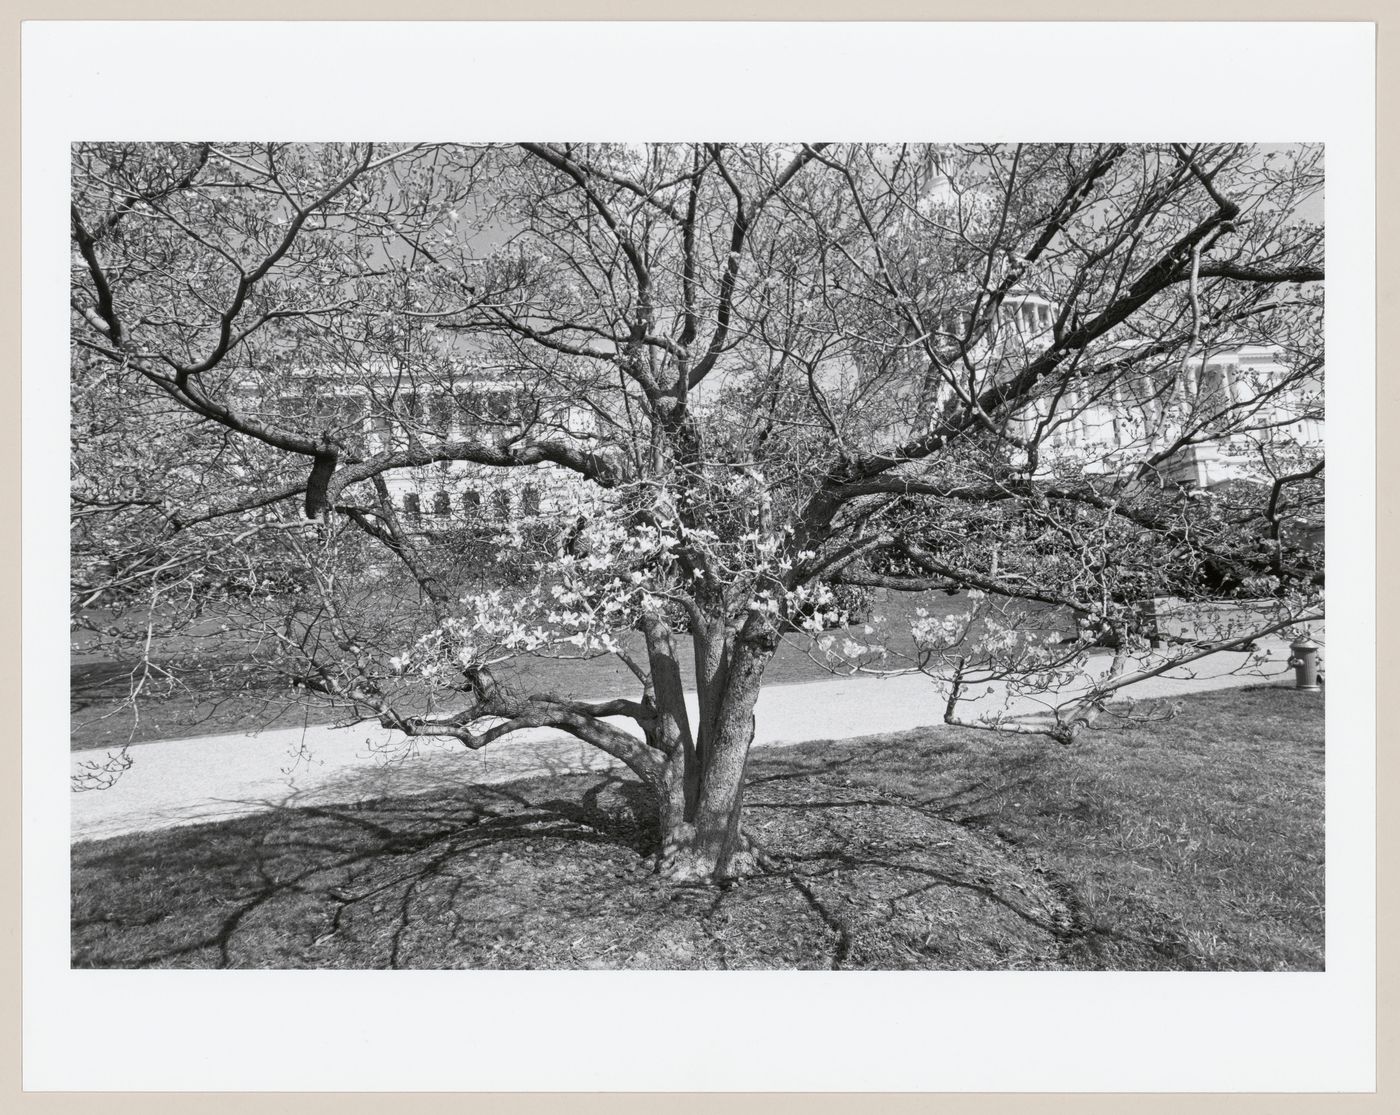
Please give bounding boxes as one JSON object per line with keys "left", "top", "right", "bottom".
{"left": 71, "top": 684, "right": 1323, "bottom": 971}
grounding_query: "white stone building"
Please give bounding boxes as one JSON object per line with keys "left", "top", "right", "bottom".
{"left": 242, "top": 364, "right": 599, "bottom": 533}
{"left": 948, "top": 290, "right": 1323, "bottom": 489}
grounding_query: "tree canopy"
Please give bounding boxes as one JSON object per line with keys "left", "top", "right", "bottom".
{"left": 72, "top": 142, "right": 1324, "bottom": 880}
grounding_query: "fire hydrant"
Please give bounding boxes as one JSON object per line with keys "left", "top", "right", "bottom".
{"left": 1288, "top": 634, "right": 1322, "bottom": 691}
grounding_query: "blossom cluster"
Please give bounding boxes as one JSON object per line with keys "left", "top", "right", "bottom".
{"left": 386, "top": 483, "right": 871, "bottom": 681}
{"left": 902, "top": 590, "right": 1088, "bottom": 679}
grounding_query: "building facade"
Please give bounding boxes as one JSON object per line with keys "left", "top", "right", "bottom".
{"left": 243, "top": 366, "right": 599, "bottom": 535}
{"left": 946, "top": 290, "right": 1323, "bottom": 490}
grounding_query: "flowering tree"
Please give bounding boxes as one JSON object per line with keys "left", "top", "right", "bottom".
{"left": 72, "top": 142, "right": 1323, "bottom": 881}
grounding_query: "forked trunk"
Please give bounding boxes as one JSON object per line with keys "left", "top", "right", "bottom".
{"left": 653, "top": 616, "right": 778, "bottom": 884}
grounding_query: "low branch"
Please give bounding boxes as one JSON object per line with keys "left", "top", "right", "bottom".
{"left": 323, "top": 436, "right": 624, "bottom": 505}
{"left": 1097, "top": 611, "right": 1319, "bottom": 696}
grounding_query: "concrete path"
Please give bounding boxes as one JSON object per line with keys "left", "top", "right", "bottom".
{"left": 71, "top": 636, "right": 1311, "bottom": 843}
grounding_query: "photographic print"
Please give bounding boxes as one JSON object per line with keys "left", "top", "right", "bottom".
{"left": 23, "top": 16, "right": 1377, "bottom": 1096}
{"left": 69, "top": 139, "right": 1326, "bottom": 972}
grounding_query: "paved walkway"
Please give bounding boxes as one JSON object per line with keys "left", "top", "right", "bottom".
{"left": 71, "top": 637, "right": 1311, "bottom": 843}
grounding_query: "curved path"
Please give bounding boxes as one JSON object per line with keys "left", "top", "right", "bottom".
{"left": 72, "top": 637, "right": 1310, "bottom": 843}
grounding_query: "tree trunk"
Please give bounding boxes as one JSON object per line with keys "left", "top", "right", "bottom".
{"left": 654, "top": 614, "right": 778, "bottom": 884}
{"left": 639, "top": 615, "right": 699, "bottom": 865}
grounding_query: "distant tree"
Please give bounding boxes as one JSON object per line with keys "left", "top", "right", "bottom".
{"left": 71, "top": 142, "right": 1323, "bottom": 881}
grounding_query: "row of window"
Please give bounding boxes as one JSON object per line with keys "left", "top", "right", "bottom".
{"left": 270, "top": 388, "right": 522, "bottom": 446}
{"left": 401, "top": 485, "right": 541, "bottom": 524}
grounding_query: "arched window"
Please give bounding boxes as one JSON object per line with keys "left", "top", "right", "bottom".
{"left": 485, "top": 391, "right": 514, "bottom": 421}
{"left": 402, "top": 492, "right": 421, "bottom": 523}
{"left": 433, "top": 491, "right": 452, "bottom": 517}
{"left": 282, "top": 394, "right": 308, "bottom": 420}
{"left": 430, "top": 394, "right": 456, "bottom": 434}
{"left": 367, "top": 413, "right": 392, "bottom": 449}
{"left": 335, "top": 396, "right": 364, "bottom": 428}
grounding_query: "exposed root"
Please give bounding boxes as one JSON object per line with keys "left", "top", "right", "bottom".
{"left": 653, "top": 828, "right": 777, "bottom": 886}
{"left": 731, "top": 829, "right": 780, "bottom": 874}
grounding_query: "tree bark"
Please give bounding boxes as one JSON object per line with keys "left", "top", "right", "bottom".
{"left": 655, "top": 613, "right": 778, "bottom": 883}
{"left": 638, "top": 614, "right": 699, "bottom": 863}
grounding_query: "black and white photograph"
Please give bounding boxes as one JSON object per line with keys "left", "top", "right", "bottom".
{"left": 67, "top": 137, "right": 1326, "bottom": 970}
{"left": 22, "top": 16, "right": 1377, "bottom": 1096}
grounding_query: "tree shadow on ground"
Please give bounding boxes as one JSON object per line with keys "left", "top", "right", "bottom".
{"left": 73, "top": 681, "right": 1322, "bottom": 971}
{"left": 72, "top": 772, "right": 658, "bottom": 969}
{"left": 750, "top": 736, "right": 1060, "bottom": 829}
{"left": 72, "top": 753, "right": 1089, "bottom": 970}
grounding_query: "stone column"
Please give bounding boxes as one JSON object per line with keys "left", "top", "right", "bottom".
{"left": 1224, "top": 362, "right": 1243, "bottom": 405}
{"left": 1184, "top": 359, "right": 1200, "bottom": 400}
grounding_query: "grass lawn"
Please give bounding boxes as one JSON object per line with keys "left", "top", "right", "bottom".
{"left": 71, "top": 684, "right": 1323, "bottom": 971}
